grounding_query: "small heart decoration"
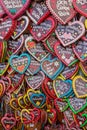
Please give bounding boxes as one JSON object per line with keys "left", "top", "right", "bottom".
{"left": 0, "top": 0, "right": 31, "bottom": 19}
{"left": 73, "top": 0, "right": 87, "bottom": 17}
{"left": 21, "top": 109, "right": 34, "bottom": 124}
{"left": 67, "top": 97, "right": 87, "bottom": 114}
{"left": 41, "top": 57, "right": 64, "bottom": 80}
{"left": 72, "top": 40, "right": 87, "bottom": 62}
{"left": 46, "top": 0, "right": 76, "bottom": 24}
{"left": 0, "top": 17, "right": 17, "bottom": 40}
{"left": 7, "top": 35, "right": 24, "bottom": 56}
{"left": 12, "top": 16, "right": 29, "bottom": 40}
{"left": 25, "top": 37, "right": 49, "bottom": 62}
{"left": 9, "top": 53, "right": 30, "bottom": 74}
{"left": 29, "top": 16, "right": 56, "bottom": 41}
{"left": 30, "top": 93, "right": 46, "bottom": 108}
{"left": 54, "top": 42, "right": 78, "bottom": 66}
{"left": 26, "top": 2, "right": 50, "bottom": 24}
{"left": 53, "top": 77, "right": 73, "bottom": 98}
{"left": 55, "top": 21, "right": 85, "bottom": 47}
{"left": 25, "top": 71, "right": 45, "bottom": 90}
{"left": 1, "top": 115, "right": 16, "bottom": 130}
{"left": 54, "top": 98, "right": 68, "bottom": 112}
{"left": 73, "top": 75, "right": 87, "bottom": 98}
{"left": 25, "top": 56, "right": 40, "bottom": 75}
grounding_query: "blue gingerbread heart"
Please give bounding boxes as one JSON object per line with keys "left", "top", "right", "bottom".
{"left": 9, "top": 53, "right": 31, "bottom": 74}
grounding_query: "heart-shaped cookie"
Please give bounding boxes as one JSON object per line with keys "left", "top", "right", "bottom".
{"left": 29, "top": 16, "right": 56, "bottom": 41}
{"left": 55, "top": 21, "right": 85, "bottom": 46}
{"left": 12, "top": 16, "right": 29, "bottom": 39}
{"left": 73, "top": 40, "right": 87, "bottom": 62}
{"left": 25, "top": 56, "right": 40, "bottom": 75}
{"left": 73, "top": 75, "right": 87, "bottom": 98}
{"left": 9, "top": 53, "right": 30, "bottom": 74}
{"left": 0, "top": 17, "right": 17, "bottom": 40}
{"left": 67, "top": 97, "right": 87, "bottom": 114}
{"left": 41, "top": 57, "right": 64, "bottom": 80}
{"left": 0, "top": 0, "right": 31, "bottom": 19}
{"left": 79, "top": 61, "right": 87, "bottom": 76}
{"left": 53, "top": 77, "right": 73, "bottom": 98}
{"left": 21, "top": 109, "right": 34, "bottom": 124}
{"left": 54, "top": 98, "right": 68, "bottom": 112}
{"left": 46, "top": 0, "right": 75, "bottom": 24}
{"left": 60, "top": 64, "right": 79, "bottom": 79}
{"left": 54, "top": 42, "right": 78, "bottom": 66}
{"left": 25, "top": 37, "right": 49, "bottom": 62}
{"left": 25, "top": 71, "right": 45, "bottom": 90}
{"left": 30, "top": 93, "right": 46, "bottom": 108}
{"left": 73, "top": 0, "right": 87, "bottom": 17}
{"left": 1, "top": 115, "right": 16, "bottom": 130}
{"left": 7, "top": 35, "right": 24, "bottom": 56}
{"left": 26, "top": 2, "right": 50, "bottom": 24}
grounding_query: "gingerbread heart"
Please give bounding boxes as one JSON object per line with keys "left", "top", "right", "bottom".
{"left": 54, "top": 98, "right": 68, "bottom": 112}
{"left": 25, "top": 71, "right": 45, "bottom": 90}
{"left": 54, "top": 42, "right": 78, "bottom": 66}
{"left": 7, "top": 35, "right": 24, "bottom": 56}
{"left": 9, "top": 53, "right": 30, "bottom": 74}
{"left": 21, "top": 109, "right": 34, "bottom": 124}
{"left": 73, "top": 0, "right": 87, "bottom": 17}
{"left": 46, "top": 0, "right": 75, "bottom": 24}
{"left": 1, "top": 115, "right": 16, "bottom": 130}
{"left": 73, "top": 75, "right": 87, "bottom": 98}
{"left": 55, "top": 21, "right": 85, "bottom": 46}
{"left": 12, "top": 16, "right": 29, "bottom": 39}
{"left": 29, "top": 16, "right": 56, "bottom": 41}
{"left": 25, "top": 37, "right": 49, "bottom": 62}
{"left": 60, "top": 64, "right": 79, "bottom": 79}
{"left": 25, "top": 56, "right": 40, "bottom": 75}
{"left": 73, "top": 40, "right": 87, "bottom": 62}
{"left": 41, "top": 57, "right": 64, "bottom": 80}
{"left": 0, "top": 0, "right": 31, "bottom": 19}
{"left": 30, "top": 93, "right": 46, "bottom": 108}
{"left": 0, "top": 17, "right": 17, "bottom": 40}
{"left": 67, "top": 97, "right": 87, "bottom": 114}
{"left": 53, "top": 77, "right": 73, "bottom": 98}
{"left": 26, "top": 2, "right": 50, "bottom": 24}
